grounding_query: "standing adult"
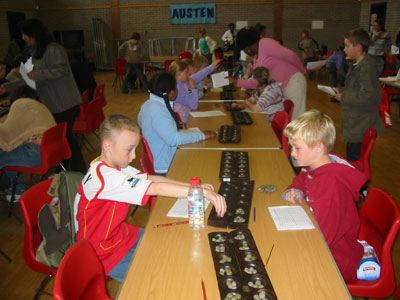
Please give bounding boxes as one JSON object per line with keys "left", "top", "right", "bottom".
{"left": 368, "top": 20, "right": 391, "bottom": 65}
{"left": 118, "top": 32, "right": 149, "bottom": 93}
{"left": 0, "top": 18, "right": 86, "bottom": 174}
{"left": 298, "top": 30, "right": 319, "bottom": 66}
{"left": 221, "top": 23, "right": 236, "bottom": 51}
{"left": 231, "top": 27, "right": 306, "bottom": 120}
{"left": 197, "top": 28, "right": 216, "bottom": 65}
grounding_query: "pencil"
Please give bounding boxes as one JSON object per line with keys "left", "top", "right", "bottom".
{"left": 201, "top": 280, "right": 207, "bottom": 300}
{"left": 153, "top": 221, "right": 189, "bottom": 228}
{"left": 253, "top": 207, "right": 256, "bottom": 222}
{"left": 264, "top": 244, "right": 274, "bottom": 267}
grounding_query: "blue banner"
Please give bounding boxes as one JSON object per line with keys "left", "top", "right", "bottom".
{"left": 170, "top": 3, "right": 216, "bottom": 25}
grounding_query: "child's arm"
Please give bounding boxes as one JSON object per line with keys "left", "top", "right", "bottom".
{"left": 175, "top": 81, "right": 199, "bottom": 110}
{"left": 146, "top": 181, "right": 226, "bottom": 217}
{"left": 244, "top": 98, "right": 260, "bottom": 112}
{"left": 149, "top": 175, "right": 214, "bottom": 191}
{"left": 283, "top": 189, "right": 304, "bottom": 204}
{"left": 282, "top": 171, "right": 307, "bottom": 203}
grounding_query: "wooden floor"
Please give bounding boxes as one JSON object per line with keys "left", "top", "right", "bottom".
{"left": 0, "top": 71, "right": 399, "bottom": 300}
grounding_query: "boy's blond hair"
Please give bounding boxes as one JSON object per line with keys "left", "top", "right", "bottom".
{"left": 193, "top": 55, "right": 209, "bottom": 68}
{"left": 169, "top": 60, "right": 188, "bottom": 76}
{"left": 284, "top": 109, "right": 336, "bottom": 153}
{"left": 99, "top": 114, "right": 140, "bottom": 142}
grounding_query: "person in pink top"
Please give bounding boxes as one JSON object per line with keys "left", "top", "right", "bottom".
{"left": 229, "top": 27, "right": 307, "bottom": 120}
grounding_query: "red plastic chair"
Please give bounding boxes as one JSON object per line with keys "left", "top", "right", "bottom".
{"left": 140, "top": 136, "right": 156, "bottom": 212}
{"left": 75, "top": 89, "right": 90, "bottom": 122}
{"left": 349, "top": 127, "right": 377, "bottom": 180}
{"left": 164, "top": 60, "right": 174, "bottom": 71}
{"left": 72, "top": 98, "right": 105, "bottom": 155}
{"left": 53, "top": 239, "right": 114, "bottom": 300}
{"left": 384, "top": 55, "right": 397, "bottom": 71}
{"left": 346, "top": 187, "right": 400, "bottom": 298}
{"left": 113, "top": 58, "right": 126, "bottom": 92}
{"left": 271, "top": 111, "right": 290, "bottom": 157}
{"left": 19, "top": 179, "right": 58, "bottom": 299}
{"left": 4, "top": 123, "right": 71, "bottom": 216}
{"left": 283, "top": 99, "right": 294, "bottom": 121}
{"left": 94, "top": 83, "right": 107, "bottom": 107}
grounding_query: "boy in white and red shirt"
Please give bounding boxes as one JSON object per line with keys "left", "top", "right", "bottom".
{"left": 74, "top": 114, "right": 226, "bottom": 282}
{"left": 282, "top": 109, "right": 368, "bottom": 281}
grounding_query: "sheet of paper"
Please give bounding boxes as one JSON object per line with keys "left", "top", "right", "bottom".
{"left": 180, "top": 127, "right": 201, "bottom": 133}
{"left": 317, "top": 84, "right": 336, "bottom": 96}
{"left": 211, "top": 71, "right": 229, "bottom": 88}
{"left": 19, "top": 57, "right": 36, "bottom": 90}
{"left": 167, "top": 197, "right": 210, "bottom": 218}
{"left": 190, "top": 110, "right": 226, "bottom": 118}
{"left": 268, "top": 206, "right": 315, "bottom": 231}
{"left": 306, "top": 60, "right": 328, "bottom": 71}
{"left": 391, "top": 45, "right": 399, "bottom": 55}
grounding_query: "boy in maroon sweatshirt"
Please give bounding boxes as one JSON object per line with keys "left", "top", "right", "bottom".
{"left": 283, "top": 109, "right": 368, "bottom": 281}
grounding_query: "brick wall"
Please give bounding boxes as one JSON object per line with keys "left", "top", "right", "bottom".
{"left": 1, "top": 1, "right": 399, "bottom": 66}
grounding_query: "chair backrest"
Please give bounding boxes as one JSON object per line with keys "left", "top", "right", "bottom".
{"left": 347, "top": 187, "right": 400, "bottom": 298}
{"left": 115, "top": 58, "right": 126, "bottom": 76}
{"left": 164, "top": 60, "right": 174, "bottom": 71}
{"left": 283, "top": 99, "right": 294, "bottom": 121}
{"left": 53, "top": 239, "right": 113, "bottom": 300}
{"left": 40, "top": 123, "right": 72, "bottom": 173}
{"left": 75, "top": 90, "right": 90, "bottom": 122}
{"left": 140, "top": 136, "right": 157, "bottom": 211}
{"left": 19, "top": 179, "right": 57, "bottom": 276}
{"left": 140, "top": 136, "right": 155, "bottom": 175}
{"left": 359, "top": 127, "right": 377, "bottom": 179}
{"left": 94, "top": 83, "right": 106, "bottom": 107}
{"left": 271, "top": 111, "right": 289, "bottom": 146}
{"left": 87, "top": 98, "right": 105, "bottom": 133}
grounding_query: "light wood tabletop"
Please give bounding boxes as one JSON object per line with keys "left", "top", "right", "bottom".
{"left": 180, "top": 102, "right": 281, "bottom": 150}
{"left": 379, "top": 77, "right": 400, "bottom": 88}
{"left": 117, "top": 149, "right": 351, "bottom": 300}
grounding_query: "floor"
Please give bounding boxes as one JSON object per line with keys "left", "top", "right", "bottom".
{"left": 0, "top": 71, "right": 399, "bottom": 299}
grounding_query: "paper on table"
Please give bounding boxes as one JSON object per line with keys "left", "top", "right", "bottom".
{"left": 317, "top": 84, "right": 336, "bottom": 96}
{"left": 391, "top": 45, "right": 399, "bottom": 55}
{"left": 180, "top": 127, "right": 201, "bottom": 133}
{"left": 211, "top": 71, "right": 229, "bottom": 88}
{"left": 306, "top": 60, "right": 328, "bottom": 71}
{"left": 167, "top": 197, "right": 210, "bottom": 218}
{"left": 190, "top": 110, "right": 226, "bottom": 118}
{"left": 19, "top": 57, "right": 36, "bottom": 90}
{"left": 268, "top": 206, "right": 315, "bottom": 231}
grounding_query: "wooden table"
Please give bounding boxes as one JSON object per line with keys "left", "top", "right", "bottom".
{"left": 117, "top": 150, "right": 351, "bottom": 300}
{"left": 179, "top": 102, "right": 281, "bottom": 150}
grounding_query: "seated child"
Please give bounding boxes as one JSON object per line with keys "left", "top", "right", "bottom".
{"left": 138, "top": 72, "right": 217, "bottom": 175}
{"left": 74, "top": 114, "right": 226, "bottom": 282}
{"left": 170, "top": 58, "right": 220, "bottom": 123}
{"left": 282, "top": 109, "right": 368, "bottom": 281}
{"left": 232, "top": 66, "right": 284, "bottom": 122}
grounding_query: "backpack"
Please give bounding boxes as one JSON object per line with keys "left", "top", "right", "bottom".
{"left": 379, "top": 84, "right": 392, "bottom": 128}
{"left": 35, "top": 171, "right": 84, "bottom": 268}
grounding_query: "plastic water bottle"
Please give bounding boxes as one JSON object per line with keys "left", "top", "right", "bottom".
{"left": 188, "top": 177, "right": 205, "bottom": 230}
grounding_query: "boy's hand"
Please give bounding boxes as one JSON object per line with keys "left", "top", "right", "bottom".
{"left": 202, "top": 130, "right": 217, "bottom": 139}
{"left": 188, "top": 77, "right": 197, "bottom": 89}
{"left": 332, "top": 88, "right": 342, "bottom": 101}
{"left": 201, "top": 183, "right": 214, "bottom": 191}
{"left": 285, "top": 189, "right": 303, "bottom": 204}
{"left": 203, "top": 189, "right": 227, "bottom": 217}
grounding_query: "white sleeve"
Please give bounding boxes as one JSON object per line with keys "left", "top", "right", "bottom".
{"left": 96, "top": 165, "right": 152, "bottom": 206}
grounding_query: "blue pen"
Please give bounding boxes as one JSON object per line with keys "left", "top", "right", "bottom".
{"left": 253, "top": 207, "right": 256, "bottom": 222}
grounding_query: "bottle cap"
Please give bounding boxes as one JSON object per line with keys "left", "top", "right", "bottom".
{"left": 190, "top": 177, "right": 201, "bottom": 185}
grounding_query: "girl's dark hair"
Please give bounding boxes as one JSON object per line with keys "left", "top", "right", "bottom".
{"left": 20, "top": 18, "right": 54, "bottom": 59}
{"left": 252, "top": 67, "right": 274, "bottom": 95}
{"left": 148, "top": 72, "right": 182, "bottom": 130}
{"left": 255, "top": 24, "right": 266, "bottom": 36}
{"left": 236, "top": 27, "right": 260, "bottom": 50}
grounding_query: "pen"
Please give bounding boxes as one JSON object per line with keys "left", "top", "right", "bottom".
{"left": 264, "top": 244, "right": 274, "bottom": 267}
{"left": 201, "top": 280, "right": 207, "bottom": 300}
{"left": 253, "top": 207, "right": 256, "bottom": 222}
{"left": 153, "top": 221, "right": 189, "bottom": 228}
